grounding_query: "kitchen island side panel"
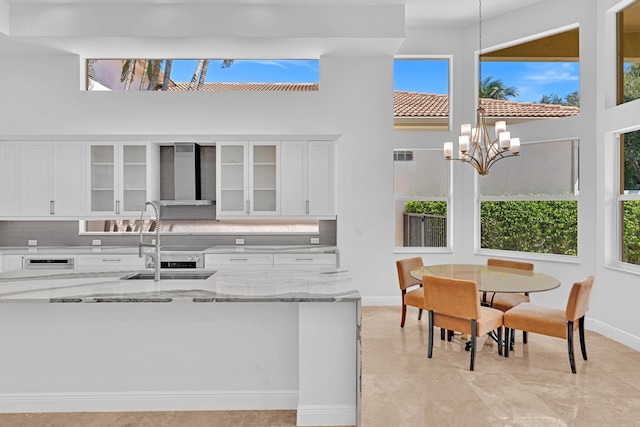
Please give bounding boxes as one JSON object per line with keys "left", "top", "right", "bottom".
{"left": 0, "top": 302, "right": 300, "bottom": 411}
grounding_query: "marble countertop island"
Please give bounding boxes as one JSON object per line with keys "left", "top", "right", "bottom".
{"left": 0, "top": 268, "right": 358, "bottom": 303}
{"left": 0, "top": 245, "right": 338, "bottom": 255}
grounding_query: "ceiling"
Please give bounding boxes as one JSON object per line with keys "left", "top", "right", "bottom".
{"left": 0, "top": 0, "right": 549, "bottom": 56}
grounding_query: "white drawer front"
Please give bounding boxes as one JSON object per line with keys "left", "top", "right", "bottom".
{"left": 273, "top": 253, "right": 337, "bottom": 268}
{"left": 205, "top": 253, "right": 274, "bottom": 269}
{"left": 76, "top": 255, "right": 144, "bottom": 269}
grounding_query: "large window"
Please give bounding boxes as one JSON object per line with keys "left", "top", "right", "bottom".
{"left": 617, "top": 1, "right": 640, "bottom": 105}
{"left": 87, "top": 59, "right": 319, "bottom": 91}
{"left": 393, "top": 58, "right": 449, "bottom": 130}
{"left": 394, "top": 149, "right": 450, "bottom": 248}
{"left": 479, "top": 139, "right": 579, "bottom": 256}
{"left": 618, "top": 128, "right": 640, "bottom": 265}
{"left": 480, "top": 28, "right": 580, "bottom": 122}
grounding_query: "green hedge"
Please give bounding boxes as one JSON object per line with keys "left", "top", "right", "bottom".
{"left": 404, "top": 200, "right": 578, "bottom": 255}
{"left": 623, "top": 200, "right": 640, "bottom": 265}
{"left": 480, "top": 201, "right": 577, "bottom": 255}
{"left": 404, "top": 200, "right": 447, "bottom": 216}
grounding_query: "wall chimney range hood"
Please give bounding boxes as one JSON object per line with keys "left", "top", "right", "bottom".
{"left": 159, "top": 143, "right": 214, "bottom": 207}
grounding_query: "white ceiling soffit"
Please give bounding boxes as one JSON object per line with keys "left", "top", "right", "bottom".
{"left": 0, "top": 0, "right": 547, "bottom": 56}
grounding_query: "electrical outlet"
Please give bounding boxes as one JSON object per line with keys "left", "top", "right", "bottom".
{"left": 28, "top": 240, "right": 37, "bottom": 246}
{"left": 92, "top": 239, "right": 102, "bottom": 246}
{"left": 235, "top": 238, "right": 245, "bottom": 245}
{"left": 310, "top": 237, "right": 320, "bottom": 244}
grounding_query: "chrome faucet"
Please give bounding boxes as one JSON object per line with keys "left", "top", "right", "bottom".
{"left": 139, "top": 201, "right": 161, "bottom": 282}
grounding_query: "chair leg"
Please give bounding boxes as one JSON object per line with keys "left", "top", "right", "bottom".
{"left": 447, "top": 330, "right": 454, "bottom": 342}
{"left": 401, "top": 303, "right": 407, "bottom": 328}
{"left": 418, "top": 308, "right": 423, "bottom": 321}
{"left": 504, "top": 328, "right": 510, "bottom": 357}
{"left": 579, "top": 316, "right": 588, "bottom": 361}
{"left": 567, "top": 321, "right": 576, "bottom": 374}
{"left": 428, "top": 311, "right": 434, "bottom": 358}
{"left": 523, "top": 331, "right": 528, "bottom": 344}
{"left": 440, "top": 328, "right": 445, "bottom": 341}
{"left": 497, "top": 326, "right": 503, "bottom": 356}
{"left": 470, "top": 320, "right": 477, "bottom": 371}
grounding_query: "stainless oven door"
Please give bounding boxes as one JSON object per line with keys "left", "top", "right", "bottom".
{"left": 23, "top": 257, "right": 75, "bottom": 270}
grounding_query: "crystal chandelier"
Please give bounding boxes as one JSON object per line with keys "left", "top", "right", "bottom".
{"left": 443, "top": 0, "right": 520, "bottom": 176}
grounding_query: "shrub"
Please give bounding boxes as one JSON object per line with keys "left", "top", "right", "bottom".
{"left": 480, "top": 200, "right": 578, "bottom": 255}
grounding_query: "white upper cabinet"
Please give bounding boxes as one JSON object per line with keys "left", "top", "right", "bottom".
{"left": 217, "top": 141, "right": 280, "bottom": 218}
{"left": 0, "top": 141, "right": 22, "bottom": 217}
{"left": 87, "top": 141, "right": 154, "bottom": 217}
{"left": 19, "top": 141, "right": 86, "bottom": 217}
{"left": 280, "top": 140, "right": 335, "bottom": 217}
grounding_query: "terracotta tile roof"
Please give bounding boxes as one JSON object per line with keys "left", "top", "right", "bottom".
{"left": 394, "top": 91, "right": 449, "bottom": 117}
{"left": 168, "top": 82, "right": 319, "bottom": 92}
{"left": 479, "top": 98, "right": 580, "bottom": 118}
{"left": 394, "top": 90, "right": 579, "bottom": 118}
{"left": 166, "top": 83, "right": 580, "bottom": 118}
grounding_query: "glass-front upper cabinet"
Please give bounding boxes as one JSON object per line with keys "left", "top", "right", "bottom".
{"left": 216, "top": 141, "right": 279, "bottom": 218}
{"left": 88, "top": 141, "right": 151, "bottom": 217}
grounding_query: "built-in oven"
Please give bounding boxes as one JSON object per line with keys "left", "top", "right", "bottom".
{"left": 144, "top": 245, "right": 208, "bottom": 269}
{"left": 23, "top": 256, "right": 75, "bottom": 270}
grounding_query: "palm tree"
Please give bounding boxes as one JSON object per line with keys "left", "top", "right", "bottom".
{"left": 189, "top": 59, "right": 234, "bottom": 90}
{"left": 480, "top": 75, "right": 519, "bottom": 100}
{"left": 162, "top": 59, "right": 173, "bottom": 91}
{"left": 122, "top": 59, "right": 136, "bottom": 91}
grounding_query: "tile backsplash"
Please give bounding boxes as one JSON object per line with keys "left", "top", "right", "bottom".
{"left": 0, "top": 220, "right": 337, "bottom": 247}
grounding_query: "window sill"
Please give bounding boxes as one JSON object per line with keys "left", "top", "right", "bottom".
{"left": 475, "top": 248, "right": 580, "bottom": 265}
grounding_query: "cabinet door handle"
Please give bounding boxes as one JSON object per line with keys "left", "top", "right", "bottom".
{"left": 116, "top": 200, "right": 120, "bottom": 214}
{"left": 306, "top": 200, "right": 309, "bottom": 215}
{"left": 102, "top": 259, "right": 121, "bottom": 262}
{"left": 246, "top": 200, "right": 250, "bottom": 215}
{"left": 230, "top": 258, "right": 248, "bottom": 262}
{"left": 50, "top": 200, "right": 54, "bottom": 215}
{"left": 295, "top": 258, "right": 314, "bottom": 262}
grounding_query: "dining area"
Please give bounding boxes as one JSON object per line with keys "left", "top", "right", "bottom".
{"left": 396, "top": 257, "right": 594, "bottom": 373}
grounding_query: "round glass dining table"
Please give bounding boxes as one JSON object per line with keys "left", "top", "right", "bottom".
{"left": 410, "top": 263, "right": 561, "bottom": 294}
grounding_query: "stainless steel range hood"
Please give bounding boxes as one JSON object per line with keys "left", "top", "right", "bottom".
{"left": 159, "top": 143, "right": 216, "bottom": 220}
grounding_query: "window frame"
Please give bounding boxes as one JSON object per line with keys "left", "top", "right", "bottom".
{"left": 616, "top": 127, "right": 640, "bottom": 268}
{"left": 476, "top": 138, "right": 580, "bottom": 260}
{"left": 393, "top": 147, "right": 453, "bottom": 253}
{"left": 392, "top": 55, "right": 452, "bottom": 132}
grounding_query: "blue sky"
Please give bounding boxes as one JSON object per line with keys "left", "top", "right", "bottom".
{"left": 166, "top": 58, "right": 580, "bottom": 103}
{"left": 394, "top": 59, "right": 580, "bottom": 103}
{"left": 168, "top": 59, "right": 319, "bottom": 84}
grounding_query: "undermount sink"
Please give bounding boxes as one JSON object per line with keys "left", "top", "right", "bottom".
{"left": 121, "top": 271, "right": 216, "bottom": 280}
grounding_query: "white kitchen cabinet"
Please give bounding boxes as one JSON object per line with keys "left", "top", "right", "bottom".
{"left": 87, "top": 141, "right": 155, "bottom": 217}
{"left": 273, "top": 253, "right": 337, "bottom": 269}
{"left": 20, "top": 141, "right": 86, "bottom": 217}
{"left": 205, "top": 253, "right": 274, "bottom": 269}
{"left": 0, "top": 141, "right": 21, "bottom": 216}
{"left": 280, "top": 140, "right": 335, "bottom": 217}
{"left": 3, "top": 255, "right": 24, "bottom": 272}
{"left": 216, "top": 141, "right": 279, "bottom": 218}
{"left": 76, "top": 254, "right": 144, "bottom": 270}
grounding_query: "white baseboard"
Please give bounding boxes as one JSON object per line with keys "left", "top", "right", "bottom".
{"left": 0, "top": 390, "right": 298, "bottom": 414}
{"left": 296, "top": 404, "right": 356, "bottom": 426}
{"left": 361, "top": 296, "right": 399, "bottom": 306}
{"left": 587, "top": 318, "right": 640, "bottom": 352}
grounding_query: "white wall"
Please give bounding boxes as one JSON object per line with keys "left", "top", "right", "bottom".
{"left": 1, "top": 0, "right": 640, "bottom": 350}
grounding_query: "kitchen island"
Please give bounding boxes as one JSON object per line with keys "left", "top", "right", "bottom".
{"left": 0, "top": 268, "right": 360, "bottom": 427}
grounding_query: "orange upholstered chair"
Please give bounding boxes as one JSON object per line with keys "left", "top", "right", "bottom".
{"left": 504, "top": 276, "right": 594, "bottom": 373}
{"left": 423, "top": 275, "right": 504, "bottom": 371}
{"left": 486, "top": 258, "right": 534, "bottom": 345}
{"left": 396, "top": 257, "right": 426, "bottom": 327}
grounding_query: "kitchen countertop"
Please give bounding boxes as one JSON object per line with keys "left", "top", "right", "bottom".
{"left": 0, "top": 267, "right": 357, "bottom": 303}
{"left": 0, "top": 245, "right": 338, "bottom": 255}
